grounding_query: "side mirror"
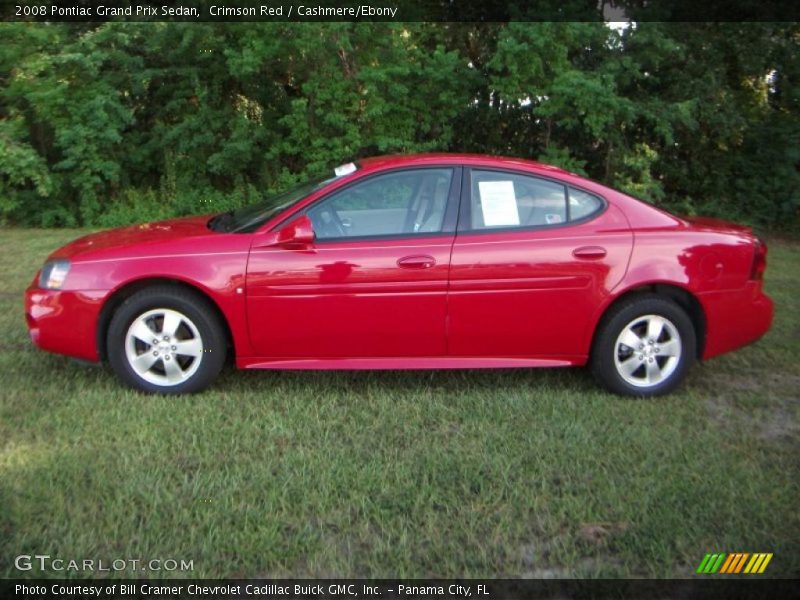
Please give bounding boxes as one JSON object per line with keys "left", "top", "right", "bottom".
{"left": 277, "top": 215, "right": 315, "bottom": 247}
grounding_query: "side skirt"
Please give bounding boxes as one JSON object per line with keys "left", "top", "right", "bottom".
{"left": 236, "top": 356, "right": 586, "bottom": 370}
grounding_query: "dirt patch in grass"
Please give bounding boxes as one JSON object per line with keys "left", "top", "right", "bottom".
{"left": 759, "top": 408, "right": 800, "bottom": 442}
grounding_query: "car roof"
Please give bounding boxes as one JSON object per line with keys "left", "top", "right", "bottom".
{"left": 356, "top": 153, "right": 575, "bottom": 177}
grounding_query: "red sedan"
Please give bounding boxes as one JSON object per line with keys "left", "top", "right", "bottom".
{"left": 25, "top": 154, "right": 773, "bottom": 396}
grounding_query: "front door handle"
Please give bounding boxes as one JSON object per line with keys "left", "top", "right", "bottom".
{"left": 397, "top": 255, "right": 436, "bottom": 269}
{"left": 572, "top": 246, "right": 607, "bottom": 260}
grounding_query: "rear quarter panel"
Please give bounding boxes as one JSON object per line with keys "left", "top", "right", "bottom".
{"left": 621, "top": 229, "right": 754, "bottom": 294}
{"left": 600, "top": 210, "right": 762, "bottom": 360}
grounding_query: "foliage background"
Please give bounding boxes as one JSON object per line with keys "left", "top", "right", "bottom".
{"left": 1, "top": 21, "right": 798, "bottom": 230}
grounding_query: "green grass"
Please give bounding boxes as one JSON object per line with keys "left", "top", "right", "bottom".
{"left": 1, "top": 228, "right": 798, "bottom": 579}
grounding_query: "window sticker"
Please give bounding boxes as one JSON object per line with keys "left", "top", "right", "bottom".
{"left": 334, "top": 162, "right": 357, "bottom": 177}
{"left": 545, "top": 213, "right": 563, "bottom": 224}
{"left": 478, "top": 181, "right": 519, "bottom": 226}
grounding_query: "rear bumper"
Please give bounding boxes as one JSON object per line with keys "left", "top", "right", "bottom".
{"left": 25, "top": 284, "right": 105, "bottom": 362}
{"left": 699, "top": 282, "right": 774, "bottom": 360}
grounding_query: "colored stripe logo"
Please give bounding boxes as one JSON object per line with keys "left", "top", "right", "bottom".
{"left": 696, "top": 553, "right": 773, "bottom": 574}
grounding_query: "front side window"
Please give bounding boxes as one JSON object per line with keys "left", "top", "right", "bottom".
{"left": 469, "top": 170, "right": 567, "bottom": 230}
{"left": 308, "top": 168, "right": 453, "bottom": 240}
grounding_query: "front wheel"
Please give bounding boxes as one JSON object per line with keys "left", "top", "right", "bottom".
{"left": 107, "top": 286, "right": 226, "bottom": 394}
{"left": 590, "top": 295, "right": 696, "bottom": 397}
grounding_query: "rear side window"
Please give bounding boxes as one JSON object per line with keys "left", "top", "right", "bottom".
{"left": 469, "top": 170, "right": 566, "bottom": 230}
{"left": 568, "top": 187, "right": 603, "bottom": 220}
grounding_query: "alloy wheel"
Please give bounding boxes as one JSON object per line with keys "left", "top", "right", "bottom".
{"left": 613, "top": 314, "right": 682, "bottom": 388}
{"left": 124, "top": 308, "right": 204, "bottom": 387}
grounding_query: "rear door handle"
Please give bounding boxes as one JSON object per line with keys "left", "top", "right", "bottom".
{"left": 397, "top": 255, "right": 436, "bottom": 269}
{"left": 572, "top": 246, "right": 607, "bottom": 260}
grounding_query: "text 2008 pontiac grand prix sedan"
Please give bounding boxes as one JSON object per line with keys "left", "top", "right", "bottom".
{"left": 25, "top": 154, "right": 773, "bottom": 396}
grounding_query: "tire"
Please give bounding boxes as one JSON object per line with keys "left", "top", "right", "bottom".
{"left": 590, "top": 294, "right": 696, "bottom": 397}
{"left": 106, "top": 286, "right": 226, "bottom": 394}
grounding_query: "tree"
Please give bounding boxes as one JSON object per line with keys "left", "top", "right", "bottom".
{"left": 0, "top": 21, "right": 796, "bottom": 230}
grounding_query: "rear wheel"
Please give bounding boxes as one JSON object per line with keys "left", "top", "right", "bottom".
{"left": 590, "top": 295, "right": 696, "bottom": 397}
{"left": 107, "top": 286, "right": 226, "bottom": 394}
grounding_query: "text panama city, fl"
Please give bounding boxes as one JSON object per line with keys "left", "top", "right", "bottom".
{"left": 15, "top": 4, "right": 399, "bottom": 18}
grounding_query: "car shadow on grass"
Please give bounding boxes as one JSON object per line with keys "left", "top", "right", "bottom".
{"left": 18, "top": 348, "right": 628, "bottom": 400}
{"left": 216, "top": 363, "right": 603, "bottom": 397}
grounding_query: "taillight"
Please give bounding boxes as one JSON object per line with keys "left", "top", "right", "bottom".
{"left": 750, "top": 238, "right": 767, "bottom": 280}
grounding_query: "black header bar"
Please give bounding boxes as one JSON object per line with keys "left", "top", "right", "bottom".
{"left": 2, "top": 0, "right": 800, "bottom": 23}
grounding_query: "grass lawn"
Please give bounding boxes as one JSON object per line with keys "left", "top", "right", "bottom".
{"left": 0, "top": 228, "right": 798, "bottom": 579}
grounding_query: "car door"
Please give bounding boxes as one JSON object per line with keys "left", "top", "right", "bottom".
{"left": 246, "top": 167, "right": 461, "bottom": 358}
{"left": 447, "top": 167, "right": 633, "bottom": 359}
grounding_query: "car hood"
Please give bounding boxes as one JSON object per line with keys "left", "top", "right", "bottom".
{"left": 50, "top": 215, "right": 215, "bottom": 260}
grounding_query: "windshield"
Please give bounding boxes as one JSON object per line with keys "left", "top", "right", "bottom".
{"left": 210, "top": 176, "right": 335, "bottom": 233}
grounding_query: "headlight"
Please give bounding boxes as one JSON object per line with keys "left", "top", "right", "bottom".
{"left": 39, "top": 259, "right": 71, "bottom": 290}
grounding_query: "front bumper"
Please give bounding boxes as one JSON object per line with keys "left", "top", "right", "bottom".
{"left": 25, "top": 283, "right": 106, "bottom": 362}
{"left": 700, "top": 282, "right": 774, "bottom": 360}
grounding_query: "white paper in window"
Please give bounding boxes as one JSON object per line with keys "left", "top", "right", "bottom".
{"left": 478, "top": 181, "right": 519, "bottom": 226}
